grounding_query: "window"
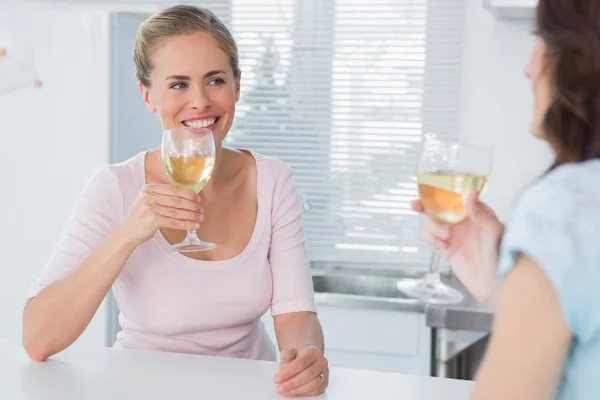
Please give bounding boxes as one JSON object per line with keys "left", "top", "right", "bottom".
{"left": 208, "top": 0, "right": 465, "bottom": 271}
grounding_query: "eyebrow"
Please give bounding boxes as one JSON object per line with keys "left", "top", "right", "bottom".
{"left": 165, "top": 70, "right": 226, "bottom": 81}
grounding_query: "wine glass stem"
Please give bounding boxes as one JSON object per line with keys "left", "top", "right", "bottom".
{"left": 424, "top": 251, "right": 442, "bottom": 286}
{"left": 185, "top": 229, "right": 200, "bottom": 241}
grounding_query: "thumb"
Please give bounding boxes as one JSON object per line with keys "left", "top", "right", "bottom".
{"left": 465, "top": 190, "right": 490, "bottom": 226}
{"left": 279, "top": 348, "right": 297, "bottom": 368}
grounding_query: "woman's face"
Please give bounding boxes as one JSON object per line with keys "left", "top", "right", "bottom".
{"left": 525, "top": 38, "right": 552, "bottom": 139}
{"left": 140, "top": 32, "right": 240, "bottom": 150}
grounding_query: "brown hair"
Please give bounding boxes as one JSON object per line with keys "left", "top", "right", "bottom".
{"left": 537, "top": 0, "right": 600, "bottom": 167}
{"left": 134, "top": 5, "right": 240, "bottom": 87}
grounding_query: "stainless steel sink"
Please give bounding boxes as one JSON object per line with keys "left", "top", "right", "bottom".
{"left": 313, "top": 274, "right": 414, "bottom": 299}
{"left": 311, "top": 272, "right": 425, "bottom": 312}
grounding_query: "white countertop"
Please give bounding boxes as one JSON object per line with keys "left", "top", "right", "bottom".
{"left": 2, "top": 343, "right": 474, "bottom": 399}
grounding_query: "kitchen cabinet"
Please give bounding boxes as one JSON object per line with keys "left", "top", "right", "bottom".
{"left": 261, "top": 306, "right": 431, "bottom": 375}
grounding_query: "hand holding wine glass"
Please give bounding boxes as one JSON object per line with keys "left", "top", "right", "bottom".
{"left": 118, "top": 183, "right": 204, "bottom": 247}
{"left": 397, "top": 134, "right": 493, "bottom": 304}
{"left": 410, "top": 190, "right": 504, "bottom": 306}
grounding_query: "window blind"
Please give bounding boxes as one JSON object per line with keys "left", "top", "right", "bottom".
{"left": 205, "top": 0, "right": 465, "bottom": 271}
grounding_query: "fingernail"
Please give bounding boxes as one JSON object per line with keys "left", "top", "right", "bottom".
{"left": 199, "top": 215, "right": 204, "bottom": 221}
{"left": 194, "top": 223, "right": 200, "bottom": 229}
{"left": 276, "top": 385, "right": 284, "bottom": 393}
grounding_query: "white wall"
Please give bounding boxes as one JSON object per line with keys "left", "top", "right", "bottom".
{"left": 0, "top": 2, "right": 109, "bottom": 349}
{"left": 459, "top": 1, "right": 553, "bottom": 220}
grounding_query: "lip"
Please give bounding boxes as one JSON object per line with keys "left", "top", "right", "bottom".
{"left": 180, "top": 115, "right": 221, "bottom": 131}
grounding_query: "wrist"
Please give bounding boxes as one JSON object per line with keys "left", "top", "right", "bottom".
{"left": 475, "top": 277, "right": 500, "bottom": 307}
{"left": 111, "top": 223, "right": 141, "bottom": 252}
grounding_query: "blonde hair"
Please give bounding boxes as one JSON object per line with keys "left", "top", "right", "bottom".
{"left": 134, "top": 5, "right": 240, "bottom": 87}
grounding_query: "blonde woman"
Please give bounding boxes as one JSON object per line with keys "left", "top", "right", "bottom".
{"left": 22, "top": 6, "right": 328, "bottom": 398}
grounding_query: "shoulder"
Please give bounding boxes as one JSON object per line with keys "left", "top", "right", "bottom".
{"left": 102, "top": 151, "right": 146, "bottom": 190}
{"left": 77, "top": 151, "right": 145, "bottom": 208}
{"left": 509, "top": 160, "right": 600, "bottom": 229}
{"left": 251, "top": 151, "right": 296, "bottom": 196}
{"left": 252, "top": 151, "right": 293, "bottom": 180}
{"left": 499, "top": 160, "right": 600, "bottom": 283}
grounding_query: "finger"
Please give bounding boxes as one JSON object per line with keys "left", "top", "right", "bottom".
{"left": 465, "top": 189, "right": 480, "bottom": 217}
{"left": 411, "top": 199, "right": 425, "bottom": 213}
{"left": 466, "top": 191, "right": 497, "bottom": 227}
{"left": 424, "top": 217, "right": 450, "bottom": 241}
{"left": 422, "top": 230, "right": 449, "bottom": 251}
{"left": 279, "top": 372, "right": 325, "bottom": 398}
{"left": 153, "top": 193, "right": 203, "bottom": 213}
{"left": 275, "top": 350, "right": 318, "bottom": 383}
{"left": 301, "top": 374, "right": 329, "bottom": 398}
{"left": 302, "top": 387, "right": 327, "bottom": 398}
{"left": 276, "top": 359, "right": 322, "bottom": 394}
{"left": 279, "top": 348, "right": 297, "bottom": 369}
{"left": 153, "top": 204, "right": 203, "bottom": 223}
{"left": 478, "top": 200, "right": 495, "bottom": 215}
{"left": 145, "top": 184, "right": 200, "bottom": 202}
{"left": 156, "top": 215, "right": 200, "bottom": 231}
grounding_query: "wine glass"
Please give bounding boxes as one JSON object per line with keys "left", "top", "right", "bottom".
{"left": 161, "top": 127, "right": 217, "bottom": 252}
{"left": 397, "top": 134, "right": 493, "bottom": 304}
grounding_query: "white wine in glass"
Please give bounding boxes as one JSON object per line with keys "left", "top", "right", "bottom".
{"left": 397, "top": 134, "right": 493, "bottom": 304}
{"left": 417, "top": 172, "right": 488, "bottom": 225}
{"left": 164, "top": 155, "right": 215, "bottom": 193}
{"left": 161, "top": 127, "right": 216, "bottom": 253}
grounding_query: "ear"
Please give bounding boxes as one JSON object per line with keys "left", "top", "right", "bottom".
{"left": 234, "top": 72, "right": 241, "bottom": 103}
{"left": 139, "top": 81, "right": 156, "bottom": 113}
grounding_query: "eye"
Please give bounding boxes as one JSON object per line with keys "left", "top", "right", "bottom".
{"left": 170, "top": 82, "right": 188, "bottom": 90}
{"left": 208, "top": 78, "right": 225, "bottom": 86}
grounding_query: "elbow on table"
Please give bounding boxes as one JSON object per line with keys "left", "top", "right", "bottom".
{"left": 22, "top": 335, "right": 51, "bottom": 362}
{"left": 22, "top": 305, "right": 52, "bottom": 362}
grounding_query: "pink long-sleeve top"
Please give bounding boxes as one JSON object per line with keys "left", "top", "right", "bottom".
{"left": 27, "top": 150, "right": 317, "bottom": 361}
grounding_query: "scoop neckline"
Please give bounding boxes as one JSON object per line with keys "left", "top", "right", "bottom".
{"left": 134, "top": 148, "right": 266, "bottom": 270}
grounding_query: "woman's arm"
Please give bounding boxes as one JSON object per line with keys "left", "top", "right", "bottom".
{"left": 273, "top": 311, "right": 324, "bottom": 353}
{"left": 471, "top": 255, "right": 571, "bottom": 400}
{"left": 267, "top": 161, "right": 328, "bottom": 398}
{"left": 23, "top": 227, "right": 137, "bottom": 362}
{"left": 23, "top": 167, "right": 203, "bottom": 362}
{"left": 22, "top": 168, "right": 130, "bottom": 361}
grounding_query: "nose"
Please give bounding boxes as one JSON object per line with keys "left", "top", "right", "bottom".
{"left": 190, "top": 86, "right": 212, "bottom": 110}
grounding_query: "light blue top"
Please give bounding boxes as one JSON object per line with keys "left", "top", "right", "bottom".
{"left": 498, "top": 159, "right": 600, "bottom": 400}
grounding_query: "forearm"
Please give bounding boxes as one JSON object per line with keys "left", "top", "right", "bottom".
{"left": 274, "top": 312, "right": 324, "bottom": 353}
{"left": 22, "top": 226, "right": 137, "bottom": 361}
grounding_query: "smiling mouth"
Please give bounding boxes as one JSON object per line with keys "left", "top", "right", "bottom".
{"left": 182, "top": 117, "right": 220, "bottom": 129}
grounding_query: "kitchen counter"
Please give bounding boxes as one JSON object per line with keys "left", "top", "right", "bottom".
{"left": 422, "top": 276, "right": 493, "bottom": 379}
{"left": 425, "top": 276, "right": 494, "bottom": 332}
{"left": 2, "top": 343, "right": 474, "bottom": 400}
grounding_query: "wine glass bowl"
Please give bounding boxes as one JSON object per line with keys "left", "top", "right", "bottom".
{"left": 161, "top": 127, "right": 217, "bottom": 253}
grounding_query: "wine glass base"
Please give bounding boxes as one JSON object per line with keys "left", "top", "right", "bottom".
{"left": 397, "top": 278, "right": 464, "bottom": 305}
{"left": 170, "top": 240, "right": 217, "bottom": 253}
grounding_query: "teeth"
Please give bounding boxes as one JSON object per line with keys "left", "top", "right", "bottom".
{"left": 184, "top": 118, "right": 216, "bottom": 128}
